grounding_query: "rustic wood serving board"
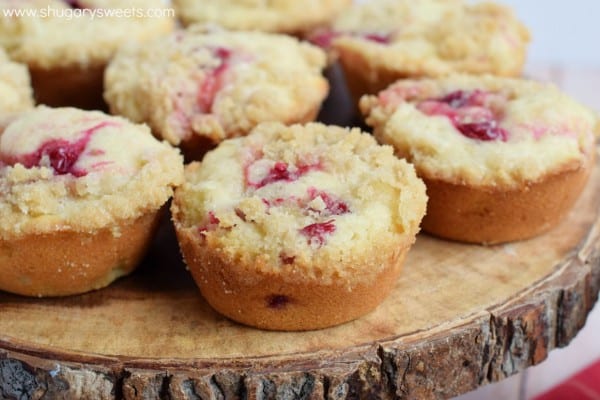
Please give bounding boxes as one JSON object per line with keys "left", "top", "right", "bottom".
{"left": 2, "top": 68, "right": 600, "bottom": 400}
{"left": 1, "top": 153, "right": 598, "bottom": 400}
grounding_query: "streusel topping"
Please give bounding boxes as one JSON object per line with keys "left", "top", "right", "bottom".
{"left": 172, "top": 122, "right": 427, "bottom": 284}
{"left": 320, "top": 0, "right": 529, "bottom": 77}
{"left": 105, "top": 27, "right": 328, "bottom": 146}
{"left": 173, "top": 0, "right": 350, "bottom": 34}
{"left": 0, "top": 0, "right": 174, "bottom": 68}
{"left": 361, "top": 75, "right": 598, "bottom": 187}
{"left": 0, "top": 106, "right": 184, "bottom": 238}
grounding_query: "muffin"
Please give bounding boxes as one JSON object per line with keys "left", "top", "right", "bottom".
{"left": 0, "top": 48, "right": 34, "bottom": 118}
{"left": 312, "top": 0, "right": 529, "bottom": 102}
{"left": 0, "top": 0, "right": 174, "bottom": 109}
{"left": 105, "top": 27, "right": 329, "bottom": 160}
{"left": 361, "top": 75, "right": 597, "bottom": 244}
{"left": 0, "top": 106, "right": 184, "bottom": 297}
{"left": 173, "top": 0, "right": 351, "bottom": 35}
{"left": 171, "top": 122, "right": 427, "bottom": 331}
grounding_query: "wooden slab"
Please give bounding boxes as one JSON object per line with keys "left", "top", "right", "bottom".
{"left": 1, "top": 144, "right": 599, "bottom": 399}
{"left": 2, "top": 66, "right": 600, "bottom": 399}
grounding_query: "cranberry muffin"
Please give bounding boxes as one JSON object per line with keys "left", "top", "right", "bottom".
{"left": 105, "top": 27, "right": 328, "bottom": 160}
{"left": 310, "top": 0, "right": 529, "bottom": 101}
{"left": 0, "top": 0, "right": 174, "bottom": 109}
{"left": 171, "top": 122, "right": 427, "bottom": 330}
{"left": 0, "top": 106, "right": 184, "bottom": 297}
{"left": 173, "top": 0, "right": 351, "bottom": 35}
{"left": 361, "top": 75, "right": 597, "bottom": 244}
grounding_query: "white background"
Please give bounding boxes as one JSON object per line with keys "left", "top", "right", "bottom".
{"left": 500, "top": 0, "right": 599, "bottom": 67}
{"left": 355, "top": 0, "right": 600, "bottom": 68}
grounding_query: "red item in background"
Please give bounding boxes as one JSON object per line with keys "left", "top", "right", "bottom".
{"left": 534, "top": 359, "right": 600, "bottom": 400}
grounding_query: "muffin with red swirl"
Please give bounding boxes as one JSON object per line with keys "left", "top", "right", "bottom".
{"left": 173, "top": 0, "right": 351, "bottom": 35}
{"left": 0, "top": 106, "right": 184, "bottom": 297}
{"left": 309, "top": 0, "right": 529, "bottom": 102}
{"left": 0, "top": 0, "right": 174, "bottom": 109}
{"left": 104, "top": 27, "right": 329, "bottom": 161}
{"left": 361, "top": 75, "right": 598, "bottom": 244}
{"left": 171, "top": 122, "right": 427, "bottom": 330}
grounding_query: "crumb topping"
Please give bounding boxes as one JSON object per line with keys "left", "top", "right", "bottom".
{"left": 105, "top": 27, "right": 328, "bottom": 146}
{"left": 0, "top": 106, "right": 184, "bottom": 238}
{"left": 325, "top": 0, "right": 529, "bottom": 77}
{"left": 172, "top": 122, "right": 427, "bottom": 284}
{"left": 361, "top": 75, "right": 598, "bottom": 187}
{"left": 173, "top": 0, "right": 351, "bottom": 33}
{"left": 0, "top": 0, "right": 174, "bottom": 68}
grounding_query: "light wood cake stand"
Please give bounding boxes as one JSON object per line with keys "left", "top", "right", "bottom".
{"left": 0, "top": 147, "right": 598, "bottom": 399}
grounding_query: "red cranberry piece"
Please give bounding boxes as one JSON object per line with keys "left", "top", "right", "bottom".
{"left": 457, "top": 121, "right": 508, "bottom": 142}
{"left": 279, "top": 253, "right": 296, "bottom": 265}
{"left": 361, "top": 32, "right": 392, "bottom": 44}
{"left": 262, "top": 197, "right": 287, "bottom": 215}
{"left": 234, "top": 208, "right": 247, "bottom": 222}
{"left": 307, "top": 188, "right": 350, "bottom": 216}
{"left": 44, "top": 140, "right": 81, "bottom": 175}
{"left": 266, "top": 294, "right": 290, "bottom": 309}
{"left": 207, "top": 211, "right": 220, "bottom": 225}
{"left": 6, "top": 121, "right": 113, "bottom": 177}
{"left": 262, "top": 197, "right": 286, "bottom": 207}
{"left": 198, "top": 211, "right": 220, "bottom": 237}
{"left": 261, "top": 161, "right": 291, "bottom": 186}
{"left": 308, "top": 30, "right": 391, "bottom": 48}
{"left": 439, "top": 90, "right": 473, "bottom": 108}
{"left": 307, "top": 30, "right": 340, "bottom": 48}
{"left": 213, "top": 47, "right": 231, "bottom": 60}
{"left": 418, "top": 90, "right": 509, "bottom": 142}
{"left": 321, "top": 194, "right": 349, "bottom": 215}
{"left": 197, "top": 47, "right": 232, "bottom": 113}
{"left": 437, "top": 90, "right": 490, "bottom": 109}
{"left": 300, "top": 220, "right": 336, "bottom": 247}
{"left": 247, "top": 161, "right": 320, "bottom": 189}
{"left": 87, "top": 149, "right": 105, "bottom": 156}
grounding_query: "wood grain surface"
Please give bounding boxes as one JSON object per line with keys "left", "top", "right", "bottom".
{"left": 1, "top": 150, "right": 598, "bottom": 399}
{"left": 1, "top": 67, "right": 600, "bottom": 399}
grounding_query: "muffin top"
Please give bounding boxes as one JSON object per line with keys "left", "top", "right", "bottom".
{"left": 0, "top": 0, "right": 174, "bottom": 68}
{"left": 361, "top": 75, "right": 598, "bottom": 187}
{"left": 105, "top": 27, "right": 328, "bottom": 147}
{"left": 0, "top": 106, "right": 184, "bottom": 239}
{"left": 0, "top": 48, "right": 33, "bottom": 116}
{"left": 173, "top": 0, "right": 351, "bottom": 34}
{"left": 172, "top": 122, "right": 427, "bottom": 286}
{"left": 314, "top": 0, "right": 529, "bottom": 77}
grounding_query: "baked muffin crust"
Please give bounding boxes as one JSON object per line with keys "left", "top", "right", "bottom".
{"left": 361, "top": 75, "right": 596, "bottom": 187}
{"left": 172, "top": 122, "right": 427, "bottom": 330}
{"left": 105, "top": 27, "right": 328, "bottom": 152}
{"left": 316, "top": 0, "right": 529, "bottom": 99}
{"left": 173, "top": 0, "right": 351, "bottom": 34}
{"left": 361, "top": 75, "right": 597, "bottom": 243}
{"left": 0, "top": 106, "right": 183, "bottom": 239}
{"left": 0, "top": 0, "right": 174, "bottom": 69}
